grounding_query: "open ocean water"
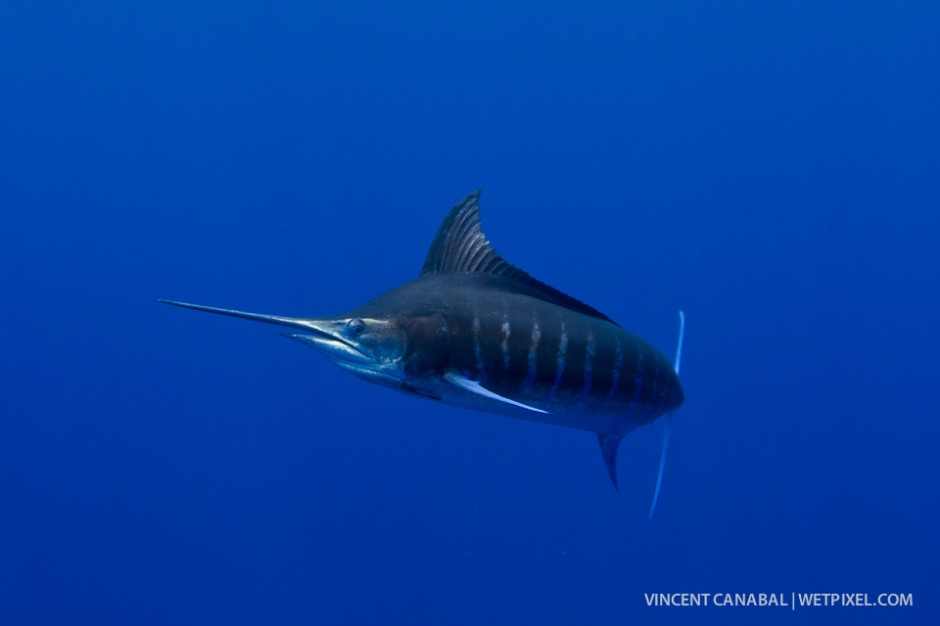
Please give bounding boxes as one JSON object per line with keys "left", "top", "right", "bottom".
{"left": 1, "top": 2, "right": 937, "bottom": 625}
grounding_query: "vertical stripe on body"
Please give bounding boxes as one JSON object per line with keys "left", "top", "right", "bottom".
{"left": 500, "top": 316, "right": 511, "bottom": 370}
{"left": 604, "top": 337, "right": 624, "bottom": 409}
{"left": 578, "top": 329, "right": 595, "bottom": 401}
{"left": 523, "top": 315, "right": 541, "bottom": 392}
{"left": 472, "top": 315, "right": 483, "bottom": 374}
{"left": 549, "top": 319, "right": 568, "bottom": 399}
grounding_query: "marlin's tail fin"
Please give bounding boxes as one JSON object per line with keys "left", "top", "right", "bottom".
{"left": 649, "top": 310, "right": 686, "bottom": 519}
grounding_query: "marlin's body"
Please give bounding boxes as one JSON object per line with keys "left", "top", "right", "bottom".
{"left": 162, "top": 191, "right": 684, "bottom": 499}
{"left": 363, "top": 272, "right": 680, "bottom": 434}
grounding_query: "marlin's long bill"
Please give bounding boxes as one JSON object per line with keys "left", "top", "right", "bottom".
{"left": 157, "top": 299, "right": 378, "bottom": 366}
{"left": 156, "top": 299, "right": 314, "bottom": 333}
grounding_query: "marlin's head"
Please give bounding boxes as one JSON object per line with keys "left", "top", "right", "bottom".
{"left": 157, "top": 299, "right": 448, "bottom": 388}
{"left": 282, "top": 315, "right": 410, "bottom": 381}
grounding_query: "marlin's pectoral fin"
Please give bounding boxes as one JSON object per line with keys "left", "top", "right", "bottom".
{"left": 443, "top": 372, "right": 548, "bottom": 414}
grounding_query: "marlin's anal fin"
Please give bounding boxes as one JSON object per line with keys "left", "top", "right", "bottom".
{"left": 598, "top": 434, "right": 624, "bottom": 491}
{"left": 443, "top": 372, "right": 548, "bottom": 414}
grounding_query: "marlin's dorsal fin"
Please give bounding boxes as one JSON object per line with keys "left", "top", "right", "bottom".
{"left": 421, "top": 191, "right": 620, "bottom": 326}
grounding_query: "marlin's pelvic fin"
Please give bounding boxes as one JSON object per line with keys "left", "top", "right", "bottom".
{"left": 649, "top": 310, "right": 686, "bottom": 519}
{"left": 443, "top": 372, "right": 548, "bottom": 414}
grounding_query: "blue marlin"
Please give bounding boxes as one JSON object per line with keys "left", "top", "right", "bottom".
{"left": 161, "top": 191, "right": 685, "bottom": 513}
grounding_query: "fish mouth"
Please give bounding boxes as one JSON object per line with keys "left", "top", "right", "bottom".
{"left": 281, "top": 330, "right": 373, "bottom": 363}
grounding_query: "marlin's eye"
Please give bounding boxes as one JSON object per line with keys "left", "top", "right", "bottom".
{"left": 348, "top": 319, "right": 366, "bottom": 335}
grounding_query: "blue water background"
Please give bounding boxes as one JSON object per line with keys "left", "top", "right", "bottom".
{"left": 1, "top": 2, "right": 938, "bottom": 624}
